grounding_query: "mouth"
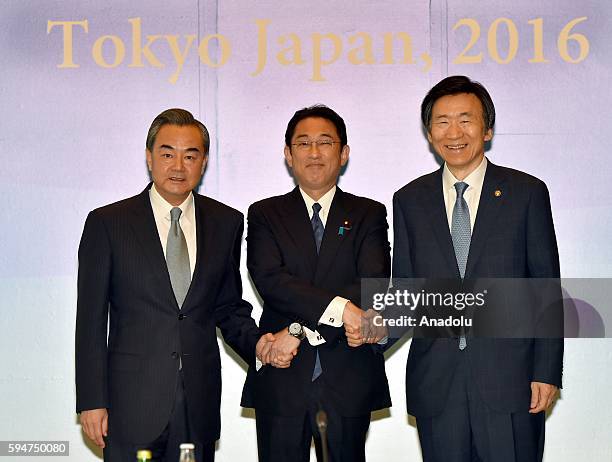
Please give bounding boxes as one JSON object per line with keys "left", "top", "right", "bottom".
{"left": 168, "top": 176, "right": 185, "bottom": 182}
{"left": 445, "top": 144, "right": 467, "bottom": 151}
{"left": 306, "top": 163, "right": 325, "bottom": 168}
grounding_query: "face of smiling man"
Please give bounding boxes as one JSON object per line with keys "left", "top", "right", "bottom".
{"left": 284, "top": 116, "right": 349, "bottom": 200}
{"left": 146, "top": 124, "right": 207, "bottom": 205}
{"left": 427, "top": 92, "right": 492, "bottom": 180}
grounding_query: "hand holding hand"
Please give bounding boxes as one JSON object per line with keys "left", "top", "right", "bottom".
{"left": 256, "top": 333, "right": 276, "bottom": 364}
{"left": 361, "top": 309, "right": 388, "bottom": 344}
{"left": 264, "top": 328, "right": 301, "bottom": 368}
{"left": 343, "top": 301, "right": 365, "bottom": 347}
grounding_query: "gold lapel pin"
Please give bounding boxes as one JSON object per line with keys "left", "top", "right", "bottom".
{"left": 494, "top": 189, "right": 502, "bottom": 197}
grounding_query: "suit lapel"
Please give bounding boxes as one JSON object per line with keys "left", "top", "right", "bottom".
{"left": 465, "top": 162, "right": 507, "bottom": 278}
{"left": 314, "top": 188, "right": 351, "bottom": 283}
{"left": 181, "top": 195, "right": 213, "bottom": 311}
{"left": 129, "top": 186, "right": 177, "bottom": 305}
{"left": 280, "top": 187, "right": 318, "bottom": 276}
{"left": 425, "top": 168, "right": 461, "bottom": 277}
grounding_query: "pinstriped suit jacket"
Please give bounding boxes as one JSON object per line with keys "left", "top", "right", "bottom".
{"left": 76, "top": 184, "right": 259, "bottom": 443}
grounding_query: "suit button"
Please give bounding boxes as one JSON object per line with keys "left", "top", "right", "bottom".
{"left": 171, "top": 352, "right": 179, "bottom": 359}
{"left": 178, "top": 314, "right": 185, "bottom": 320}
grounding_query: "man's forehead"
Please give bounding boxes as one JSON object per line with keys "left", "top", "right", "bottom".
{"left": 293, "top": 117, "right": 338, "bottom": 138}
{"left": 155, "top": 124, "right": 204, "bottom": 148}
{"left": 432, "top": 93, "right": 483, "bottom": 114}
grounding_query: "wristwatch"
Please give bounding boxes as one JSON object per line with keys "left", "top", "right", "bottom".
{"left": 288, "top": 322, "right": 306, "bottom": 340}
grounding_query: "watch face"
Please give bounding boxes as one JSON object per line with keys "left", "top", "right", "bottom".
{"left": 289, "top": 323, "right": 301, "bottom": 335}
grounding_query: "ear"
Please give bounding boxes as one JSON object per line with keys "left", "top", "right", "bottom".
{"left": 427, "top": 130, "right": 433, "bottom": 144}
{"left": 484, "top": 128, "right": 493, "bottom": 142}
{"left": 201, "top": 153, "right": 208, "bottom": 175}
{"left": 146, "top": 149, "right": 153, "bottom": 172}
{"left": 340, "top": 144, "right": 350, "bottom": 166}
{"left": 284, "top": 146, "right": 293, "bottom": 168}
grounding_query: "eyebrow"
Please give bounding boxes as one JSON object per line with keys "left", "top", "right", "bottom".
{"left": 159, "top": 144, "right": 202, "bottom": 153}
{"left": 294, "top": 133, "right": 334, "bottom": 139}
{"left": 434, "top": 112, "right": 474, "bottom": 119}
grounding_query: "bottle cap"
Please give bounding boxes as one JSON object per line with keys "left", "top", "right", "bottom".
{"left": 180, "top": 443, "right": 195, "bottom": 450}
{"left": 136, "top": 449, "right": 152, "bottom": 459}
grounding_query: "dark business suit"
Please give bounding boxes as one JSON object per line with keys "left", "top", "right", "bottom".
{"left": 392, "top": 161, "right": 563, "bottom": 461}
{"left": 241, "top": 186, "right": 391, "bottom": 461}
{"left": 76, "top": 184, "right": 259, "bottom": 458}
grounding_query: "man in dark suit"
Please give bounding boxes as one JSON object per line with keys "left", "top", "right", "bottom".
{"left": 241, "top": 105, "right": 391, "bottom": 462}
{"left": 391, "top": 76, "right": 563, "bottom": 461}
{"left": 76, "top": 108, "right": 271, "bottom": 461}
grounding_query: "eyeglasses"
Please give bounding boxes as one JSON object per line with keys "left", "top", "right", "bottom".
{"left": 291, "top": 139, "right": 341, "bottom": 152}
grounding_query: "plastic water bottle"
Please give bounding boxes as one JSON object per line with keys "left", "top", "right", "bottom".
{"left": 178, "top": 443, "right": 195, "bottom": 462}
{"left": 136, "top": 449, "right": 152, "bottom": 462}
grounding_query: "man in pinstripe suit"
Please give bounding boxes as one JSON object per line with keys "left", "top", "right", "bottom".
{"left": 75, "top": 109, "right": 269, "bottom": 461}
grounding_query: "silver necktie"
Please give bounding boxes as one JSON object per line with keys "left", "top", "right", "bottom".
{"left": 451, "top": 182, "right": 470, "bottom": 350}
{"left": 166, "top": 207, "right": 191, "bottom": 308}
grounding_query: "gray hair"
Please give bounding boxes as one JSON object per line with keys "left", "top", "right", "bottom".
{"left": 146, "top": 108, "right": 210, "bottom": 153}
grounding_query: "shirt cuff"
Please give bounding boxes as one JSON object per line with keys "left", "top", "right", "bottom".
{"left": 319, "top": 296, "right": 349, "bottom": 327}
{"left": 256, "top": 357, "right": 263, "bottom": 371}
{"left": 304, "top": 326, "right": 326, "bottom": 346}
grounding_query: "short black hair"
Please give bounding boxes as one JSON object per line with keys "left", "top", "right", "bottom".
{"left": 146, "top": 108, "right": 210, "bottom": 153}
{"left": 421, "top": 75, "right": 495, "bottom": 132}
{"left": 285, "top": 105, "right": 347, "bottom": 147}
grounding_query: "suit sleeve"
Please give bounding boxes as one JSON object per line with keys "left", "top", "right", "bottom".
{"left": 317, "top": 202, "right": 391, "bottom": 344}
{"left": 246, "top": 204, "right": 338, "bottom": 329}
{"left": 75, "top": 210, "right": 111, "bottom": 413}
{"left": 392, "top": 192, "right": 414, "bottom": 280}
{"left": 214, "top": 215, "right": 260, "bottom": 368}
{"left": 527, "top": 181, "right": 564, "bottom": 388}
{"left": 347, "top": 203, "right": 391, "bottom": 301}
{"left": 383, "top": 192, "right": 418, "bottom": 346}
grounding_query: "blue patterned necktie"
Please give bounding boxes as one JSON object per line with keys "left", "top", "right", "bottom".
{"left": 311, "top": 202, "right": 324, "bottom": 253}
{"left": 311, "top": 202, "right": 324, "bottom": 380}
{"left": 451, "top": 182, "right": 470, "bottom": 350}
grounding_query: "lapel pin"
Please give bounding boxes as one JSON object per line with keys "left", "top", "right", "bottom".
{"left": 338, "top": 220, "right": 352, "bottom": 236}
{"left": 494, "top": 189, "right": 502, "bottom": 197}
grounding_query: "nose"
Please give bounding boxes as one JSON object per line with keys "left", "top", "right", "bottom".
{"left": 308, "top": 142, "right": 322, "bottom": 156}
{"left": 172, "top": 155, "right": 185, "bottom": 170}
{"left": 446, "top": 121, "right": 462, "bottom": 139}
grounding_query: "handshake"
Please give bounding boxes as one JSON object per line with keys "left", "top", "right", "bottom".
{"left": 256, "top": 301, "right": 387, "bottom": 369}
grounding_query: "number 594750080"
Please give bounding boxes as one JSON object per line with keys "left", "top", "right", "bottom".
{"left": 452, "top": 17, "right": 589, "bottom": 65}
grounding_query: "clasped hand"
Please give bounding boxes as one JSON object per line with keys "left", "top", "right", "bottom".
{"left": 256, "top": 329, "right": 300, "bottom": 368}
{"left": 343, "top": 302, "right": 387, "bottom": 347}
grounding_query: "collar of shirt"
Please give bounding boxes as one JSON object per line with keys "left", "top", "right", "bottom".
{"left": 149, "top": 184, "right": 197, "bottom": 276}
{"left": 442, "top": 156, "right": 488, "bottom": 231}
{"left": 299, "top": 185, "right": 336, "bottom": 228}
{"left": 149, "top": 183, "right": 195, "bottom": 227}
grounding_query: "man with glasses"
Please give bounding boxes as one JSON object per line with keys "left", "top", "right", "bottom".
{"left": 241, "top": 105, "right": 391, "bottom": 462}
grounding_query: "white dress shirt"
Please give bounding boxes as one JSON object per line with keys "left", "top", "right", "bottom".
{"left": 442, "top": 156, "right": 488, "bottom": 232}
{"left": 149, "top": 184, "right": 197, "bottom": 277}
{"left": 299, "top": 186, "right": 350, "bottom": 346}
